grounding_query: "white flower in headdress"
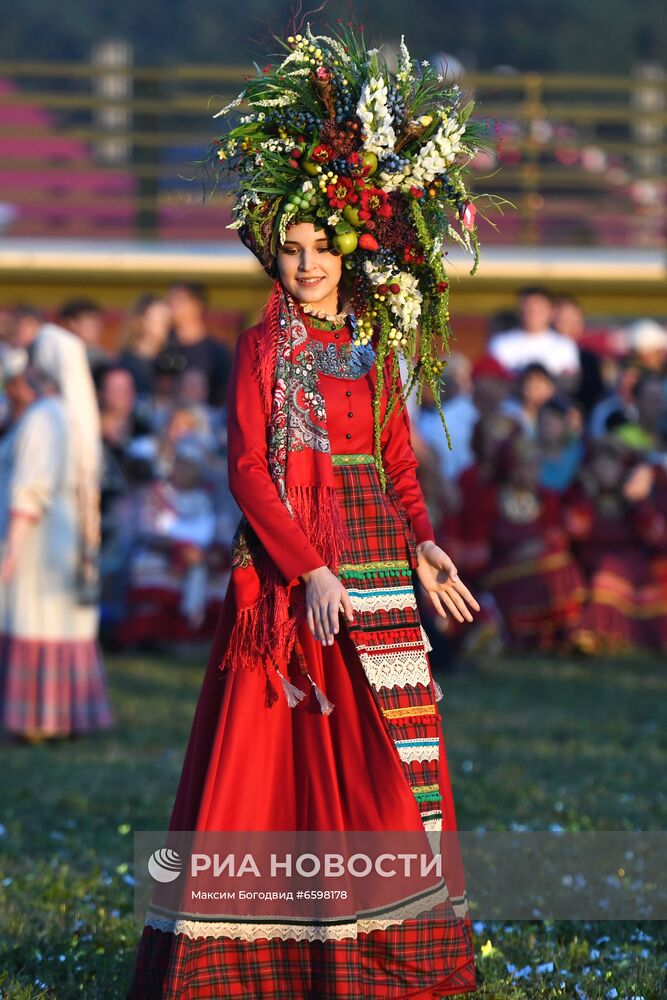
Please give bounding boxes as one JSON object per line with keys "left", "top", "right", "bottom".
{"left": 356, "top": 64, "right": 396, "bottom": 158}
{"left": 254, "top": 93, "right": 298, "bottom": 109}
{"left": 400, "top": 115, "right": 465, "bottom": 190}
{"left": 396, "top": 36, "right": 412, "bottom": 93}
{"left": 213, "top": 91, "right": 245, "bottom": 119}
{"left": 364, "top": 263, "right": 423, "bottom": 334}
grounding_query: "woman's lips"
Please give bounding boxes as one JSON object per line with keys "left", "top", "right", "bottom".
{"left": 296, "top": 276, "right": 324, "bottom": 285}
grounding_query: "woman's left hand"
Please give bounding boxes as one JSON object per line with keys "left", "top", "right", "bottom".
{"left": 415, "top": 541, "right": 480, "bottom": 623}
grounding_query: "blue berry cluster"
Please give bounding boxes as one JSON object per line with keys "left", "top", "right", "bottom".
{"left": 331, "top": 156, "right": 353, "bottom": 176}
{"left": 380, "top": 152, "right": 409, "bottom": 174}
{"left": 386, "top": 87, "right": 406, "bottom": 127}
{"left": 333, "top": 79, "right": 355, "bottom": 124}
{"left": 373, "top": 248, "right": 398, "bottom": 269}
{"left": 270, "top": 108, "right": 322, "bottom": 134}
{"left": 439, "top": 172, "right": 459, "bottom": 199}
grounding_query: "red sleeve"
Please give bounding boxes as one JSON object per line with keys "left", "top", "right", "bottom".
{"left": 226, "top": 327, "right": 327, "bottom": 585}
{"left": 379, "top": 363, "right": 435, "bottom": 546}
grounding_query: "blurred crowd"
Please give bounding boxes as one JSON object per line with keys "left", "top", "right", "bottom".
{"left": 414, "top": 288, "right": 667, "bottom": 661}
{"left": 1, "top": 283, "right": 667, "bottom": 663}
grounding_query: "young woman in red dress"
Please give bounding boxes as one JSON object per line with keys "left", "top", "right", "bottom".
{"left": 126, "top": 26, "right": 486, "bottom": 997}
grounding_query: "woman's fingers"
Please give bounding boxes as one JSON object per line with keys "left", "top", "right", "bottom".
{"left": 442, "top": 589, "right": 469, "bottom": 623}
{"left": 439, "top": 583, "right": 473, "bottom": 622}
{"left": 326, "top": 597, "right": 340, "bottom": 640}
{"left": 306, "top": 604, "right": 316, "bottom": 638}
{"left": 339, "top": 587, "right": 355, "bottom": 623}
{"left": 428, "top": 588, "right": 454, "bottom": 622}
{"left": 307, "top": 582, "right": 357, "bottom": 644}
{"left": 450, "top": 575, "right": 481, "bottom": 612}
{"left": 312, "top": 603, "right": 326, "bottom": 642}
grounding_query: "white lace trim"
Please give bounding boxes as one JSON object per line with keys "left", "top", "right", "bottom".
{"left": 421, "top": 815, "right": 443, "bottom": 832}
{"left": 145, "top": 887, "right": 449, "bottom": 942}
{"left": 451, "top": 894, "right": 470, "bottom": 919}
{"left": 395, "top": 740, "right": 440, "bottom": 763}
{"left": 358, "top": 649, "right": 431, "bottom": 690}
{"left": 347, "top": 587, "right": 417, "bottom": 614}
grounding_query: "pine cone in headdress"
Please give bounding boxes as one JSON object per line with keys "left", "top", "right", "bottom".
{"left": 312, "top": 67, "right": 336, "bottom": 121}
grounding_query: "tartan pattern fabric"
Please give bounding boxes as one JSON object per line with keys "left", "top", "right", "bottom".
{"left": 127, "top": 911, "right": 475, "bottom": 998}
{"left": 331, "top": 461, "right": 446, "bottom": 839}
{"left": 0, "top": 634, "right": 113, "bottom": 735}
{"left": 126, "top": 456, "right": 477, "bottom": 998}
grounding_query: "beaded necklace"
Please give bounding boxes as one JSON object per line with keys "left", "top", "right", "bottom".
{"left": 307, "top": 313, "right": 376, "bottom": 380}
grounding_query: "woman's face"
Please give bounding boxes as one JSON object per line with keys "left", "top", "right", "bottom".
{"left": 277, "top": 222, "right": 342, "bottom": 313}
{"left": 141, "top": 300, "right": 171, "bottom": 350}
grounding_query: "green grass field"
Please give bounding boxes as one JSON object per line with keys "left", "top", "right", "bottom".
{"left": 0, "top": 650, "right": 665, "bottom": 999}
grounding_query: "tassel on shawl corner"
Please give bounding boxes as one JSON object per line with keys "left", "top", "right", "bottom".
{"left": 273, "top": 665, "right": 308, "bottom": 708}
{"left": 304, "top": 672, "right": 335, "bottom": 715}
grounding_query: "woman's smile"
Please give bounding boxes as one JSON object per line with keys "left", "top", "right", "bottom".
{"left": 276, "top": 222, "right": 343, "bottom": 315}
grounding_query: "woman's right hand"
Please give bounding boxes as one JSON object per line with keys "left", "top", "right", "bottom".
{"left": 300, "top": 566, "right": 355, "bottom": 646}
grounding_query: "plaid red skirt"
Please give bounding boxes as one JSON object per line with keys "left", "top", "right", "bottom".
{"left": 126, "top": 456, "right": 476, "bottom": 998}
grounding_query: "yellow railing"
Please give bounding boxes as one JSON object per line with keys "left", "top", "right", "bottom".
{"left": 0, "top": 61, "right": 664, "bottom": 245}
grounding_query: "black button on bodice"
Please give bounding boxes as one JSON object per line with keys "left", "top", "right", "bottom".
{"left": 347, "top": 411, "right": 354, "bottom": 418}
{"left": 334, "top": 332, "right": 340, "bottom": 339}
{"left": 345, "top": 432, "right": 352, "bottom": 439}
{"left": 345, "top": 390, "right": 352, "bottom": 397}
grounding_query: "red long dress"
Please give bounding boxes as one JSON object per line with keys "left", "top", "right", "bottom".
{"left": 126, "top": 319, "right": 477, "bottom": 999}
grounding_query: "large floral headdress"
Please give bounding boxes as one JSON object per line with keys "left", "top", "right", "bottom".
{"left": 205, "top": 25, "right": 488, "bottom": 466}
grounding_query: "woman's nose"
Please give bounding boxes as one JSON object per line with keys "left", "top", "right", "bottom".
{"left": 298, "top": 250, "right": 314, "bottom": 271}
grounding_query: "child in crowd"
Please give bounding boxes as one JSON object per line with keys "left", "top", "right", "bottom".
{"left": 537, "top": 395, "right": 585, "bottom": 493}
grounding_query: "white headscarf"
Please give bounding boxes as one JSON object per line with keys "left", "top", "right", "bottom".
{"left": 33, "top": 322, "right": 101, "bottom": 482}
{"left": 33, "top": 323, "right": 102, "bottom": 565}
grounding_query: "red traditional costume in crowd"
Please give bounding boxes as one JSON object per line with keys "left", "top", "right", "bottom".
{"left": 126, "top": 291, "right": 477, "bottom": 998}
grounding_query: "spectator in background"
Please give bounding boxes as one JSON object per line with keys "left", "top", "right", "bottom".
{"left": 116, "top": 436, "right": 220, "bottom": 649}
{"left": 488, "top": 286, "right": 581, "bottom": 380}
{"left": 514, "top": 362, "right": 557, "bottom": 437}
{"left": 552, "top": 294, "right": 605, "bottom": 413}
{"left": 626, "top": 319, "right": 667, "bottom": 373}
{"left": 9, "top": 305, "right": 102, "bottom": 603}
{"left": 537, "top": 396, "right": 585, "bottom": 494}
{"left": 158, "top": 283, "right": 233, "bottom": 409}
{"left": 97, "top": 365, "right": 150, "bottom": 537}
{"left": 477, "top": 436, "right": 585, "bottom": 651}
{"left": 439, "top": 413, "right": 522, "bottom": 580}
{"left": 118, "top": 293, "right": 171, "bottom": 399}
{"left": 470, "top": 354, "right": 517, "bottom": 421}
{"left": 156, "top": 403, "right": 212, "bottom": 478}
{"left": 588, "top": 359, "right": 642, "bottom": 438}
{"left": 563, "top": 438, "right": 667, "bottom": 653}
{"left": 613, "top": 371, "right": 667, "bottom": 462}
{"left": 417, "top": 353, "right": 477, "bottom": 482}
{"left": 58, "top": 297, "right": 109, "bottom": 376}
{"left": 0, "top": 347, "right": 112, "bottom": 741}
